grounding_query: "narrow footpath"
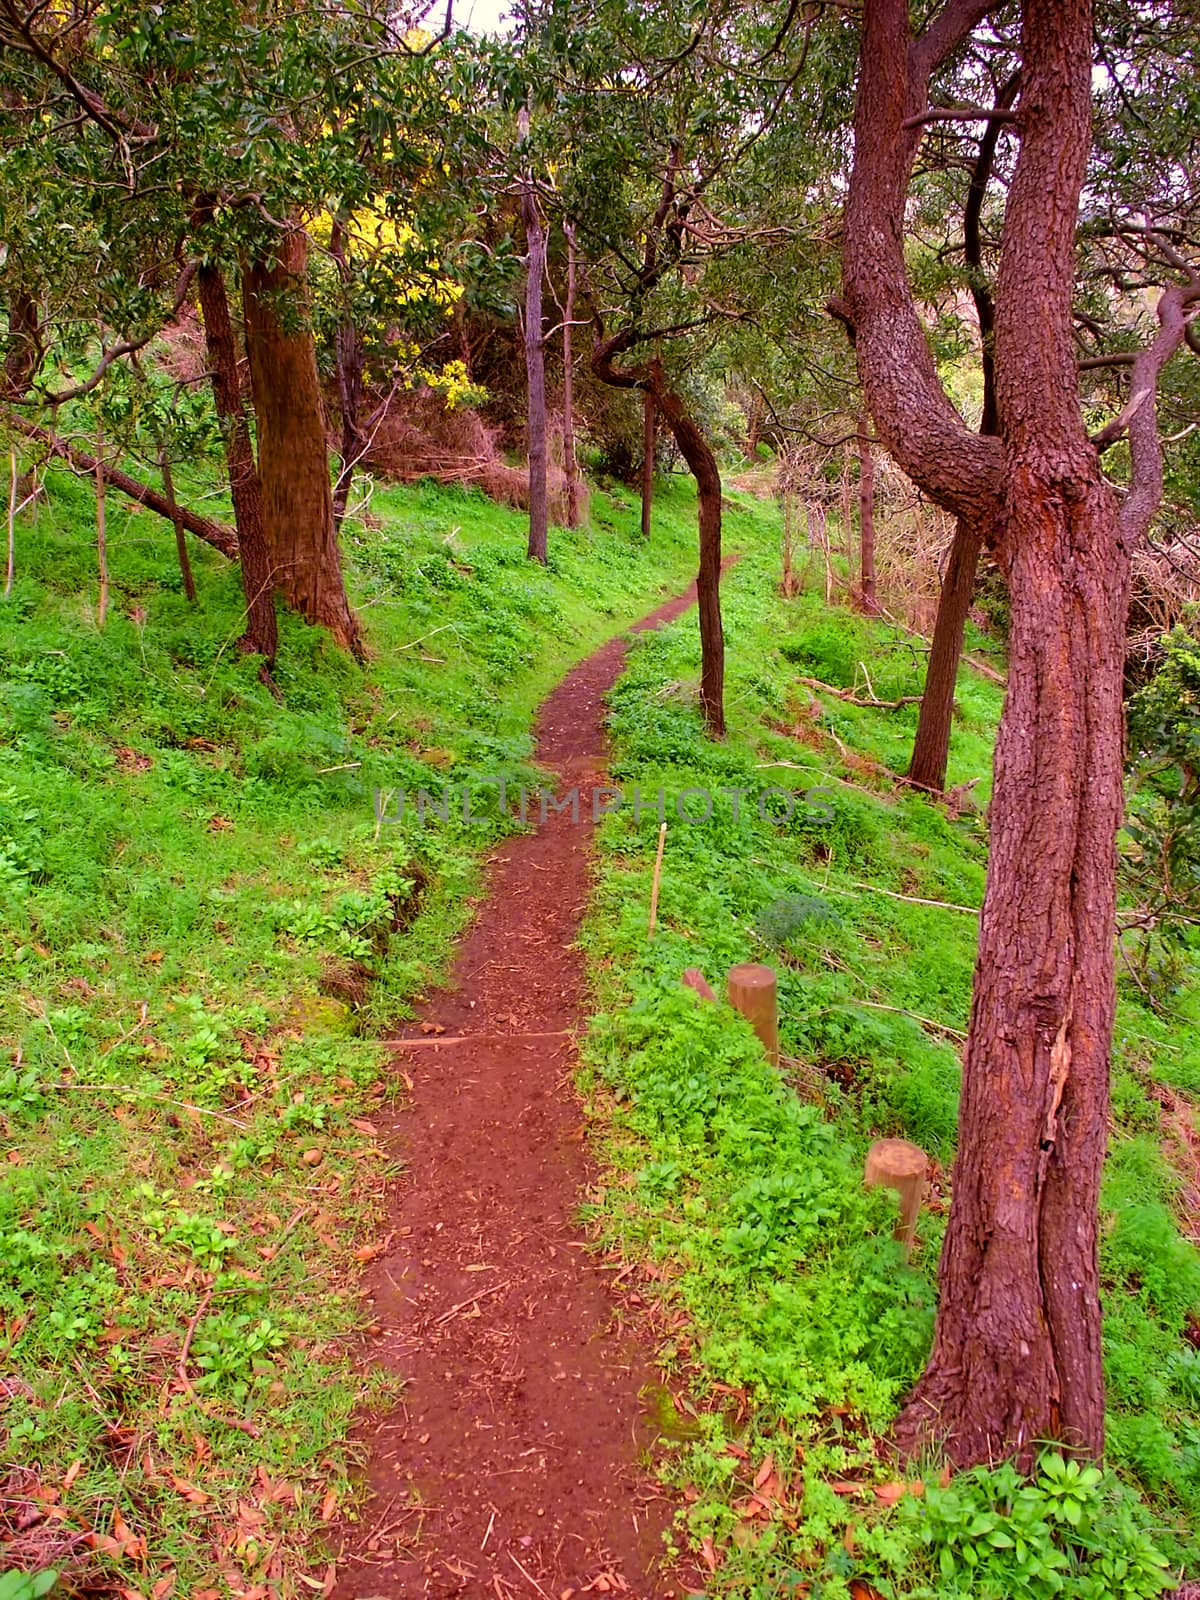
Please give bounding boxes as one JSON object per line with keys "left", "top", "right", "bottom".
{"left": 333, "top": 583, "right": 706, "bottom": 1600}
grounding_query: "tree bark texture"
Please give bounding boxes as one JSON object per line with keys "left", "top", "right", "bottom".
{"left": 196, "top": 260, "right": 278, "bottom": 664}
{"left": 241, "top": 227, "right": 361, "bottom": 655}
{"left": 906, "top": 516, "right": 983, "bottom": 792}
{"left": 842, "top": 0, "right": 1172, "bottom": 1468}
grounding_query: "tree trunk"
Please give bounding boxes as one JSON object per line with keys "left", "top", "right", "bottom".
{"left": 640, "top": 389, "right": 655, "bottom": 540}
{"left": 4, "top": 288, "right": 41, "bottom": 398}
{"left": 856, "top": 416, "right": 876, "bottom": 611}
{"left": 195, "top": 260, "right": 278, "bottom": 664}
{"left": 839, "top": 0, "right": 1177, "bottom": 1468}
{"left": 2, "top": 408, "right": 238, "bottom": 557}
{"left": 653, "top": 364, "right": 724, "bottom": 738}
{"left": 906, "top": 516, "right": 983, "bottom": 792}
{"left": 520, "top": 113, "right": 548, "bottom": 564}
{"left": 562, "top": 222, "right": 581, "bottom": 529}
{"left": 891, "top": 0, "right": 1123, "bottom": 1465}
{"left": 241, "top": 228, "right": 361, "bottom": 655}
{"left": 159, "top": 448, "right": 197, "bottom": 604}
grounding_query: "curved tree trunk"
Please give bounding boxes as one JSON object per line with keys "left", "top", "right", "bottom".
{"left": 840, "top": 0, "right": 1178, "bottom": 1468}
{"left": 195, "top": 261, "right": 278, "bottom": 664}
{"left": 906, "top": 516, "right": 984, "bottom": 792}
{"left": 242, "top": 228, "right": 361, "bottom": 655}
{"left": 652, "top": 365, "right": 724, "bottom": 738}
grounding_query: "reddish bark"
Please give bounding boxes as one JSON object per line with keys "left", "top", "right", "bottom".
{"left": 842, "top": 0, "right": 1188, "bottom": 1467}
{"left": 906, "top": 516, "right": 984, "bottom": 792}
{"left": 241, "top": 227, "right": 362, "bottom": 656}
{"left": 195, "top": 260, "right": 278, "bottom": 664}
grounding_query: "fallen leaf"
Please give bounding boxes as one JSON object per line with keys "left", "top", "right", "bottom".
{"left": 849, "top": 1583, "right": 884, "bottom": 1600}
{"left": 320, "top": 1486, "right": 338, "bottom": 1521}
{"left": 62, "top": 1459, "right": 83, "bottom": 1490}
{"left": 830, "top": 1481, "right": 866, "bottom": 1498}
{"left": 699, "top": 1536, "right": 718, "bottom": 1573}
{"left": 353, "top": 1243, "right": 383, "bottom": 1263}
{"left": 754, "top": 1453, "right": 776, "bottom": 1489}
{"left": 873, "top": 1479, "right": 924, "bottom": 1506}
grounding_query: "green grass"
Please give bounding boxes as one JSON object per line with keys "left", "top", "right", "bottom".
{"left": 579, "top": 537, "right": 1200, "bottom": 1596}
{"left": 0, "top": 460, "right": 724, "bottom": 1594}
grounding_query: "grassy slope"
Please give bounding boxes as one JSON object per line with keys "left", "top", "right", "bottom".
{"left": 0, "top": 465, "right": 715, "bottom": 1594}
{"left": 581, "top": 531, "right": 1200, "bottom": 1598}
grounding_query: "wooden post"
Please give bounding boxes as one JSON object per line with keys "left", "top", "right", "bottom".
{"left": 726, "top": 963, "right": 779, "bottom": 1066}
{"left": 864, "top": 1137, "right": 927, "bottom": 1258}
{"left": 647, "top": 822, "right": 667, "bottom": 938}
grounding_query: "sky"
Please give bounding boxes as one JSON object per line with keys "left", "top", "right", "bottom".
{"left": 457, "top": 0, "right": 515, "bottom": 33}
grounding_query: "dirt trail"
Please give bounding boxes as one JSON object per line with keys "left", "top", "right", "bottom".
{"left": 333, "top": 584, "right": 705, "bottom": 1600}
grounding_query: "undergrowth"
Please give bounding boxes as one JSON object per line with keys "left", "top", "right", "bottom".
{"left": 581, "top": 538, "right": 1200, "bottom": 1596}
{"left": 0, "top": 461, "right": 712, "bottom": 1594}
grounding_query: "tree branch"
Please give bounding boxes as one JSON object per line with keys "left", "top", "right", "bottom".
{"left": 1119, "top": 284, "right": 1200, "bottom": 544}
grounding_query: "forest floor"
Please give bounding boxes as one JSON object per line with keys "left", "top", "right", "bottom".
{"left": 332, "top": 583, "right": 708, "bottom": 1600}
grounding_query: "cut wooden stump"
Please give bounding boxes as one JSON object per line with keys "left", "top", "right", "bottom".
{"left": 682, "top": 968, "right": 718, "bottom": 1003}
{"left": 864, "top": 1137, "right": 927, "bottom": 1258}
{"left": 727, "top": 962, "right": 779, "bottom": 1066}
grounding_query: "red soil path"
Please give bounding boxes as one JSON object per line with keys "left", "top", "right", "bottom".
{"left": 333, "top": 584, "right": 706, "bottom": 1600}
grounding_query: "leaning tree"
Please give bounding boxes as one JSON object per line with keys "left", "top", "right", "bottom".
{"left": 840, "top": 0, "right": 1199, "bottom": 1465}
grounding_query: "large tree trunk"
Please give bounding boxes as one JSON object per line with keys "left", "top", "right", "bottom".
{"left": 652, "top": 365, "right": 724, "bottom": 738}
{"left": 241, "top": 228, "right": 361, "bottom": 655}
{"left": 640, "top": 390, "right": 655, "bottom": 540}
{"left": 906, "top": 516, "right": 983, "bottom": 792}
{"left": 195, "top": 261, "right": 278, "bottom": 664}
{"left": 561, "top": 222, "right": 582, "bottom": 530}
{"left": 520, "top": 114, "right": 548, "bottom": 564}
{"left": 841, "top": 0, "right": 1174, "bottom": 1468}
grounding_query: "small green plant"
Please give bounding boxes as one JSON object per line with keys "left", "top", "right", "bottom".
{"left": 0, "top": 1572, "right": 58, "bottom": 1600}
{"left": 898, "top": 1454, "right": 1172, "bottom": 1599}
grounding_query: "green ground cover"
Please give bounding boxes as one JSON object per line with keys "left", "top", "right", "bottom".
{"left": 581, "top": 536, "right": 1200, "bottom": 1598}
{"left": 0, "top": 463, "right": 714, "bottom": 1594}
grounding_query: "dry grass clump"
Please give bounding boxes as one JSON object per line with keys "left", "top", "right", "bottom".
{"left": 361, "top": 389, "right": 587, "bottom": 523}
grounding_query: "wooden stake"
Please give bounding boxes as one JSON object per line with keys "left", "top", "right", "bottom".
{"left": 647, "top": 821, "right": 667, "bottom": 938}
{"left": 726, "top": 962, "right": 779, "bottom": 1065}
{"left": 864, "top": 1137, "right": 927, "bottom": 1258}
